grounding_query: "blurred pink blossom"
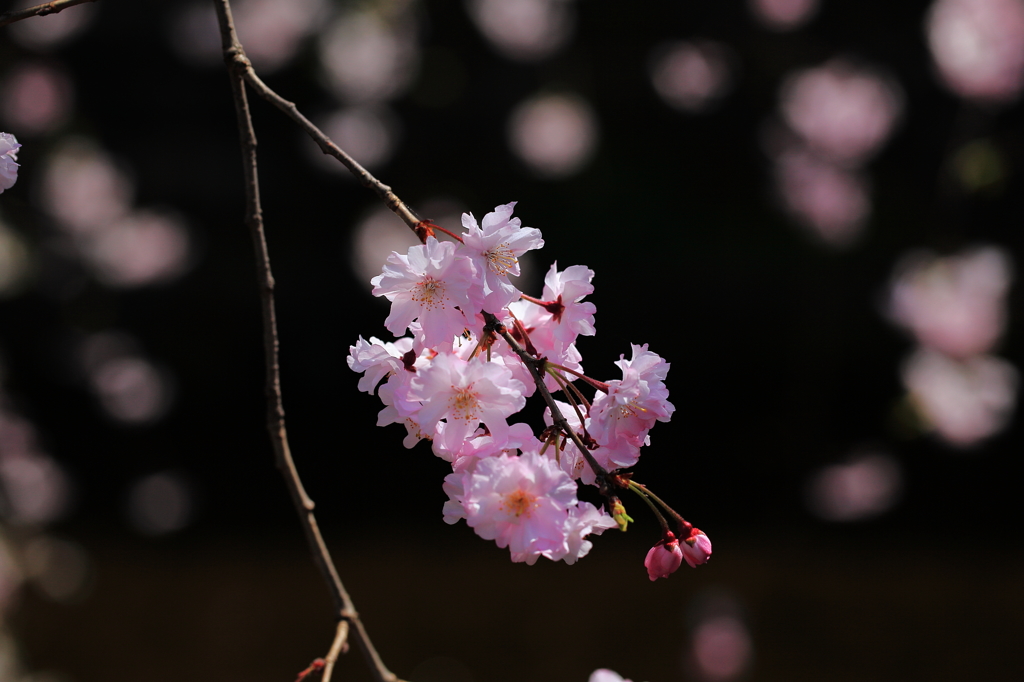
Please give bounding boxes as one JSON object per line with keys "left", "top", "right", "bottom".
{"left": 649, "top": 41, "right": 735, "bottom": 113}
{"left": 926, "top": 0, "right": 1024, "bottom": 101}
{"left": 318, "top": 10, "right": 419, "bottom": 103}
{"left": 774, "top": 148, "right": 870, "bottom": 246}
{"left": 169, "top": 0, "right": 324, "bottom": 71}
{"left": 83, "top": 210, "right": 192, "bottom": 288}
{"left": 805, "top": 452, "right": 902, "bottom": 521}
{"left": 467, "top": 0, "right": 575, "bottom": 62}
{"left": 508, "top": 93, "right": 598, "bottom": 178}
{"left": 80, "top": 333, "right": 175, "bottom": 425}
{"left": 780, "top": 59, "right": 903, "bottom": 164}
{"left": 902, "top": 349, "right": 1018, "bottom": 447}
{"left": 233, "top": 0, "right": 325, "bottom": 72}
{"left": 1, "top": 63, "right": 73, "bottom": 136}
{"left": 889, "top": 246, "right": 1013, "bottom": 358}
{"left": 41, "top": 138, "right": 133, "bottom": 235}
{"left": 748, "top": 0, "right": 819, "bottom": 31}
{"left": 692, "top": 615, "right": 754, "bottom": 681}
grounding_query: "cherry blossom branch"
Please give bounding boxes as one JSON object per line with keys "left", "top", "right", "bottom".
{"left": 212, "top": 3, "right": 623, "bottom": 518}
{"left": 233, "top": 66, "right": 422, "bottom": 232}
{"left": 213, "top": 2, "right": 402, "bottom": 681}
{"left": 480, "top": 313, "right": 632, "bottom": 526}
{"left": 0, "top": 0, "right": 97, "bottom": 27}
{"left": 481, "top": 313, "right": 618, "bottom": 479}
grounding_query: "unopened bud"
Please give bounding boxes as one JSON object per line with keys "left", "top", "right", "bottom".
{"left": 644, "top": 533, "right": 683, "bottom": 581}
{"left": 681, "top": 527, "right": 712, "bottom": 568}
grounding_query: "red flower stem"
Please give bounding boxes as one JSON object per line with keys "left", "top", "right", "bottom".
{"left": 519, "top": 293, "right": 549, "bottom": 306}
{"left": 547, "top": 369, "right": 589, "bottom": 427}
{"left": 548, "top": 363, "right": 608, "bottom": 392}
{"left": 560, "top": 372, "right": 593, "bottom": 414}
{"left": 629, "top": 481, "right": 691, "bottom": 530}
{"left": 430, "top": 224, "right": 464, "bottom": 243}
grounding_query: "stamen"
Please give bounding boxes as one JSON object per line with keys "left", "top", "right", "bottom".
{"left": 500, "top": 489, "right": 538, "bottom": 518}
{"left": 486, "top": 243, "right": 518, "bottom": 276}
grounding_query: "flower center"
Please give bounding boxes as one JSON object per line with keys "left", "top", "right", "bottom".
{"left": 448, "top": 385, "right": 480, "bottom": 422}
{"left": 486, "top": 243, "right": 517, "bottom": 276}
{"left": 414, "top": 277, "right": 447, "bottom": 310}
{"left": 500, "top": 489, "right": 538, "bottom": 518}
{"left": 617, "top": 399, "right": 648, "bottom": 420}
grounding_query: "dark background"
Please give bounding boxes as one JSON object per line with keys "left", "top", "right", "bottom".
{"left": 0, "top": 1, "right": 1022, "bottom": 681}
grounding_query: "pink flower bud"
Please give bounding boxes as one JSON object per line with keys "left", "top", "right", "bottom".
{"left": 681, "top": 527, "right": 712, "bottom": 568}
{"left": 645, "top": 535, "right": 683, "bottom": 580}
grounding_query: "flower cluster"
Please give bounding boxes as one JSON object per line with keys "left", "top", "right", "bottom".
{"left": 349, "top": 202, "right": 709, "bottom": 575}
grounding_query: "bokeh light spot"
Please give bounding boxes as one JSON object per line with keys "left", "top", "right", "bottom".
{"left": 507, "top": 93, "right": 598, "bottom": 179}
{"left": 748, "top": 0, "right": 819, "bottom": 31}
{"left": 902, "top": 349, "right": 1018, "bottom": 448}
{"left": 780, "top": 59, "right": 903, "bottom": 164}
{"left": 888, "top": 246, "right": 1012, "bottom": 359}
{"left": 926, "top": 0, "right": 1024, "bottom": 102}
{"left": 126, "top": 471, "right": 195, "bottom": 536}
{"left": 806, "top": 452, "right": 903, "bottom": 522}
{"left": 466, "top": 0, "right": 575, "bottom": 62}
{"left": 649, "top": 41, "right": 735, "bottom": 113}
{"left": 318, "top": 10, "right": 419, "bottom": 104}
{"left": 0, "top": 62, "right": 73, "bottom": 137}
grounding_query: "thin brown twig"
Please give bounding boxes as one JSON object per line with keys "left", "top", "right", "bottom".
{"left": 321, "top": 619, "right": 351, "bottom": 682}
{"left": 239, "top": 67, "right": 422, "bottom": 231}
{"left": 212, "top": 2, "right": 402, "bottom": 681}
{"left": 0, "top": 0, "right": 97, "bottom": 27}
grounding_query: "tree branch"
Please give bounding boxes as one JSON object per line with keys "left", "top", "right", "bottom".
{"left": 212, "top": 2, "right": 402, "bottom": 681}
{"left": 238, "top": 67, "right": 422, "bottom": 231}
{"left": 0, "top": 0, "right": 97, "bottom": 27}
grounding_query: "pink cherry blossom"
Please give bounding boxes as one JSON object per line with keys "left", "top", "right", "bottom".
{"left": 347, "top": 336, "right": 415, "bottom": 394}
{"left": 0, "top": 133, "right": 21, "bottom": 193}
{"left": 590, "top": 344, "right": 674, "bottom": 451}
{"left": 433, "top": 421, "right": 542, "bottom": 471}
{"left": 557, "top": 501, "right": 618, "bottom": 564}
{"left": 371, "top": 236, "right": 478, "bottom": 349}
{"left": 681, "top": 527, "right": 713, "bottom": 567}
{"left": 459, "top": 201, "right": 544, "bottom": 312}
{"left": 645, "top": 534, "right": 684, "bottom": 580}
{"left": 375, "top": 378, "right": 429, "bottom": 449}
{"left": 615, "top": 343, "right": 671, "bottom": 386}
{"left": 542, "top": 400, "right": 641, "bottom": 483}
{"left": 538, "top": 262, "right": 597, "bottom": 352}
{"left": 449, "top": 452, "right": 578, "bottom": 560}
{"left": 409, "top": 352, "right": 526, "bottom": 444}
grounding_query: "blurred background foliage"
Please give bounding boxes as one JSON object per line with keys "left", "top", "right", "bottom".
{"left": 0, "top": 0, "right": 1022, "bottom": 680}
